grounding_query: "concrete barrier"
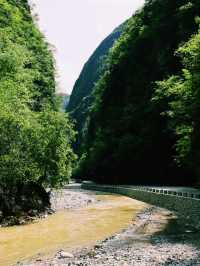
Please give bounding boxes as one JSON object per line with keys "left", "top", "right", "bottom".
{"left": 81, "top": 182, "right": 200, "bottom": 226}
{"left": 64, "top": 183, "right": 82, "bottom": 189}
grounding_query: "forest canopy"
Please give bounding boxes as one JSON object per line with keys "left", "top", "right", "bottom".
{"left": 74, "top": 0, "right": 200, "bottom": 186}
{"left": 0, "top": 0, "right": 76, "bottom": 218}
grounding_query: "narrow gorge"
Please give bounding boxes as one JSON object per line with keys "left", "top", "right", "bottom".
{"left": 0, "top": 1, "right": 200, "bottom": 266}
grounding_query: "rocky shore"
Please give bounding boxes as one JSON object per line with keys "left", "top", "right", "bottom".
{"left": 50, "top": 189, "right": 97, "bottom": 211}
{"left": 0, "top": 188, "right": 97, "bottom": 227}
{"left": 0, "top": 183, "right": 51, "bottom": 227}
{"left": 18, "top": 189, "right": 200, "bottom": 266}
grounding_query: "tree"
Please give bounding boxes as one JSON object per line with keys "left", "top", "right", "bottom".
{"left": 153, "top": 22, "right": 200, "bottom": 181}
{"left": 0, "top": 0, "right": 77, "bottom": 219}
{"left": 75, "top": 0, "right": 200, "bottom": 185}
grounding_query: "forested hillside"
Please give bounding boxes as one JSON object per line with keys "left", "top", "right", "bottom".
{"left": 67, "top": 23, "right": 125, "bottom": 143}
{"left": 0, "top": 0, "right": 76, "bottom": 222}
{"left": 75, "top": 0, "right": 200, "bottom": 186}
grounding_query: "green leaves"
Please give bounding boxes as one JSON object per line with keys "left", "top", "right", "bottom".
{"left": 76, "top": 0, "right": 200, "bottom": 185}
{"left": 0, "top": 0, "right": 77, "bottom": 190}
{"left": 152, "top": 25, "right": 200, "bottom": 175}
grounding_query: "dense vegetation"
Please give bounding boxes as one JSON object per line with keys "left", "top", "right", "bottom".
{"left": 75, "top": 0, "right": 200, "bottom": 186}
{"left": 0, "top": 0, "right": 76, "bottom": 220}
{"left": 67, "top": 23, "right": 125, "bottom": 149}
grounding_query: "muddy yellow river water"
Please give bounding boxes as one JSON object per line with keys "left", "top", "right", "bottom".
{"left": 0, "top": 193, "right": 147, "bottom": 266}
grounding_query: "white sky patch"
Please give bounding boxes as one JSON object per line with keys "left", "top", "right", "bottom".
{"left": 29, "top": 0, "right": 145, "bottom": 94}
{"left": 97, "top": 23, "right": 104, "bottom": 36}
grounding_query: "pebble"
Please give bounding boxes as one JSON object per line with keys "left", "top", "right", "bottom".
{"left": 50, "top": 189, "right": 97, "bottom": 211}
{"left": 58, "top": 251, "right": 74, "bottom": 259}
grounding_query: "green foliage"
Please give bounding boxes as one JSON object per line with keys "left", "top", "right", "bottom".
{"left": 36, "top": 109, "right": 76, "bottom": 187}
{"left": 0, "top": 0, "right": 76, "bottom": 194}
{"left": 75, "top": 0, "right": 200, "bottom": 185}
{"left": 153, "top": 25, "right": 200, "bottom": 178}
{"left": 0, "top": 0, "right": 56, "bottom": 111}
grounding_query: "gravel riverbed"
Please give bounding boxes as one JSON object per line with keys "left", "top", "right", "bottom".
{"left": 19, "top": 189, "right": 200, "bottom": 266}
{"left": 50, "top": 189, "right": 98, "bottom": 211}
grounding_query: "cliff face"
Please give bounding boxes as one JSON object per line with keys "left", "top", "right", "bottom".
{"left": 75, "top": 0, "right": 200, "bottom": 185}
{"left": 67, "top": 23, "right": 126, "bottom": 136}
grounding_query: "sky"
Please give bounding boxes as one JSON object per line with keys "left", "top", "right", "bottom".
{"left": 29, "top": 0, "right": 145, "bottom": 94}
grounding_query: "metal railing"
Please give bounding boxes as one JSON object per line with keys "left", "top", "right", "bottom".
{"left": 82, "top": 182, "right": 200, "bottom": 200}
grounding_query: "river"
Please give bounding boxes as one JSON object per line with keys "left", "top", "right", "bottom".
{"left": 0, "top": 192, "right": 147, "bottom": 266}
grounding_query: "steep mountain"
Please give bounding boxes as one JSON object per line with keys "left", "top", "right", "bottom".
{"left": 57, "top": 92, "right": 70, "bottom": 111}
{"left": 75, "top": 0, "right": 200, "bottom": 186}
{"left": 67, "top": 23, "right": 126, "bottom": 136}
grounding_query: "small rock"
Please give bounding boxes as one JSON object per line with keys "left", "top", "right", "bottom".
{"left": 36, "top": 258, "right": 42, "bottom": 262}
{"left": 48, "top": 209, "right": 54, "bottom": 214}
{"left": 94, "top": 244, "right": 102, "bottom": 249}
{"left": 19, "top": 219, "right": 26, "bottom": 225}
{"left": 185, "top": 230, "right": 193, "bottom": 233}
{"left": 59, "top": 251, "right": 74, "bottom": 259}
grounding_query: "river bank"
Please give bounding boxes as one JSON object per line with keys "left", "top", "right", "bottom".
{"left": 0, "top": 188, "right": 97, "bottom": 227}
{"left": 17, "top": 189, "right": 200, "bottom": 266}
{"left": 1, "top": 189, "right": 147, "bottom": 266}
{"left": 50, "top": 189, "right": 98, "bottom": 211}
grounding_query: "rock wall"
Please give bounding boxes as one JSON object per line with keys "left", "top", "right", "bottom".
{"left": 81, "top": 183, "right": 200, "bottom": 226}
